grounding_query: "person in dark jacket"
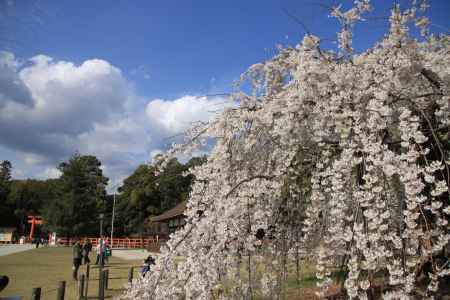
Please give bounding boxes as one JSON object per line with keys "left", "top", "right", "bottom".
{"left": 72, "top": 239, "right": 82, "bottom": 280}
{"left": 141, "top": 255, "right": 156, "bottom": 277}
{"left": 82, "top": 238, "right": 92, "bottom": 265}
{"left": 0, "top": 276, "right": 9, "bottom": 292}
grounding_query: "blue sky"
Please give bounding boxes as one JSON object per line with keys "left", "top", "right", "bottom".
{"left": 1, "top": 0, "right": 449, "bottom": 189}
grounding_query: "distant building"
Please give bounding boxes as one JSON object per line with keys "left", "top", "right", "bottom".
{"left": 149, "top": 201, "right": 187, "bottom": 234}
{"left": 0, "top": 227, "right": 17, "bottom": 244}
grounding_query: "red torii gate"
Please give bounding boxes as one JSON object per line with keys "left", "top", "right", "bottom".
{"left": 27, "top": 216, "right": 43, "bottom": 240}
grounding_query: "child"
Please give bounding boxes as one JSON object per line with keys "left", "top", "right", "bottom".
{"left": 104, "top": 243, "right": 111, "bottom": 264}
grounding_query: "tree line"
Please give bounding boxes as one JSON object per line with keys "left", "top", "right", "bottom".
{"left": 0, "top": 155, "right": 204, "bottom": 238}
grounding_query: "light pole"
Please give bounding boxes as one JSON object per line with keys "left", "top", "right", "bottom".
{"left": 110, "top": 193, "right": 116, "bottom": 248}
{"left": 99, "top": 213, "right": 104, "bottom": 237}
{"left": 99, "top": 213, "right": 105, "bottom": 267}
{"left": 109, "top": 182, "right": 121, "bottom": 249}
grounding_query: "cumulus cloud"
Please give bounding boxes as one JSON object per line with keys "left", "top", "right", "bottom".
{"left": 0, "top": 52, "right": 132, "bottom": 161}
{"left": 18, "top": 54, "right": 128, "bottom": 135}
{"left": 0, "top": 51, "right": 34, "bottom": 108}
{"left": 145, "top": 95, "right": 228, "bottom": 134}
{"left": 0, "top": 51, "right": 229, "bottom": 187}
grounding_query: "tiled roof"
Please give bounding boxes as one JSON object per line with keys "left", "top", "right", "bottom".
{"left": 150, "top": 201, "right": 187, "bottom": 222}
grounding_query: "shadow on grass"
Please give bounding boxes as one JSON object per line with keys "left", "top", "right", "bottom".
{"left": 107, "top": 288, "right": 126, "bottom": 292}
{"left": 107, "top": 266, "right": 141, "bottom": 270}
{"left": 106, "top": 276, "right": 128, "bottom": 280}
{"left": 105, "top": 262, "right": 130, "bottom": 266}
{"left": 286, "top": 270, "right": 347, "bottom": 289}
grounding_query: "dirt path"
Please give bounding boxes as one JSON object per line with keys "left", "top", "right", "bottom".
{"left": 0, "top": 244, "right": 35, "bottom": 256}
{"left": 112, "top": 249, "right": 158, "bottom": 261}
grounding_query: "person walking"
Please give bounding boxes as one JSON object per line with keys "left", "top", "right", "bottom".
{"left": 82, "top": 238, "right": 92, "bottom": 265}
{"left": 72, "top": 239, "right": 82, "bottom": 280}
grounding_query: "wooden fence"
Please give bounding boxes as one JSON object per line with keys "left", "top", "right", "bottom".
{"left": 30, "top": 264, "right": 139, "bottom": 300}
{"left": 57, "top": 236, "right": 167, "bottom": 249}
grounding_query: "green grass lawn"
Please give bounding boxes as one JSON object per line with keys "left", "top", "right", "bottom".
{"left": 210, "top": 256, "right": 344, "bottom": 300}
{"left": 0, "top": 247, "right": 339, "bottom": 300}
{"left": 0, "top": 247, "right": 141, "bottom": 299}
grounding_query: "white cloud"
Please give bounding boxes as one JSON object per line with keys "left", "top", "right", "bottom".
{"left": 0, "top": 51, "right": 229, "bottom": 187}
{"left": 0, "top": 52, "right": 146, "bottom": 185}
{"left": 0, "top": 52, "right": 133, "bottom": 160}
{"left": 149, "top": 149, "right": 163, "bottom": 162}
{"left": 38, "top": 167, "right": 62, "bottom": 179}
{"left": 130, "top": 65, "right": 150, "bottom": 80}
{"left": 0, "top": 51, "right": 18, "bottom": 69}
{"left": 11, "top": 167, "right": 25, "bottom": 179}
{"left": 78, "top": 117, "right": 151, "bottom": 159}
{"left": 17, "top": 55, "right": 128, "bottom": 134}
{"left": 0, "top": 51, "right": 34, "bottom": 108}
{"left": 145, "top": 95, "right": 229, "bottom": 134}
{"left": 22, "top": 152, "right": 49, "bottom": 165}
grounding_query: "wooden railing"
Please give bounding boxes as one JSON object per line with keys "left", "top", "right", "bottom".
{"left": 57, "top": 236, "right": 167, "bottom": 249}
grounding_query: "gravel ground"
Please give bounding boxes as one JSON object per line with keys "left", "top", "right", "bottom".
{"left": 112, "top": 249, "right": 158, "bottom": 261}
{"left": 0, "top": 244, "right": 35, "bottom": 256}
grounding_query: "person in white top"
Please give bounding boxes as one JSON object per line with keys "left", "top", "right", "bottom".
{"left": 95, "top": 238, "right": 105, "bottom": 265}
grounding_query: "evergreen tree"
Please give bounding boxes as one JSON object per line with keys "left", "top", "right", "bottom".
{"left": 8, "top": 179, "right": 58, "bottom": 234}
{"left": 0, "top": 160, "right": 14, "bottom": 227}
{"left": 115, "top": 156, "right": 206, "bottom": 235}
{"left": 42, "top": 154, "right": 108, "bottom": 237}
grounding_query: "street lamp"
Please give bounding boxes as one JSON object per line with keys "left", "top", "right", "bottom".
{"left": 109, "top": 182, "right": 121, "bottom": 249}
{"left": 99, "top": 213, "right": 104, "bottom": 237}
{"left": 110, "top": 193, "right": 116, "bottom": 248}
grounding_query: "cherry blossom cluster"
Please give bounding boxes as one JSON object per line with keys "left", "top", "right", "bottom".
{"left": 124, "top": 1, "right": 449, "bottom": 299}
